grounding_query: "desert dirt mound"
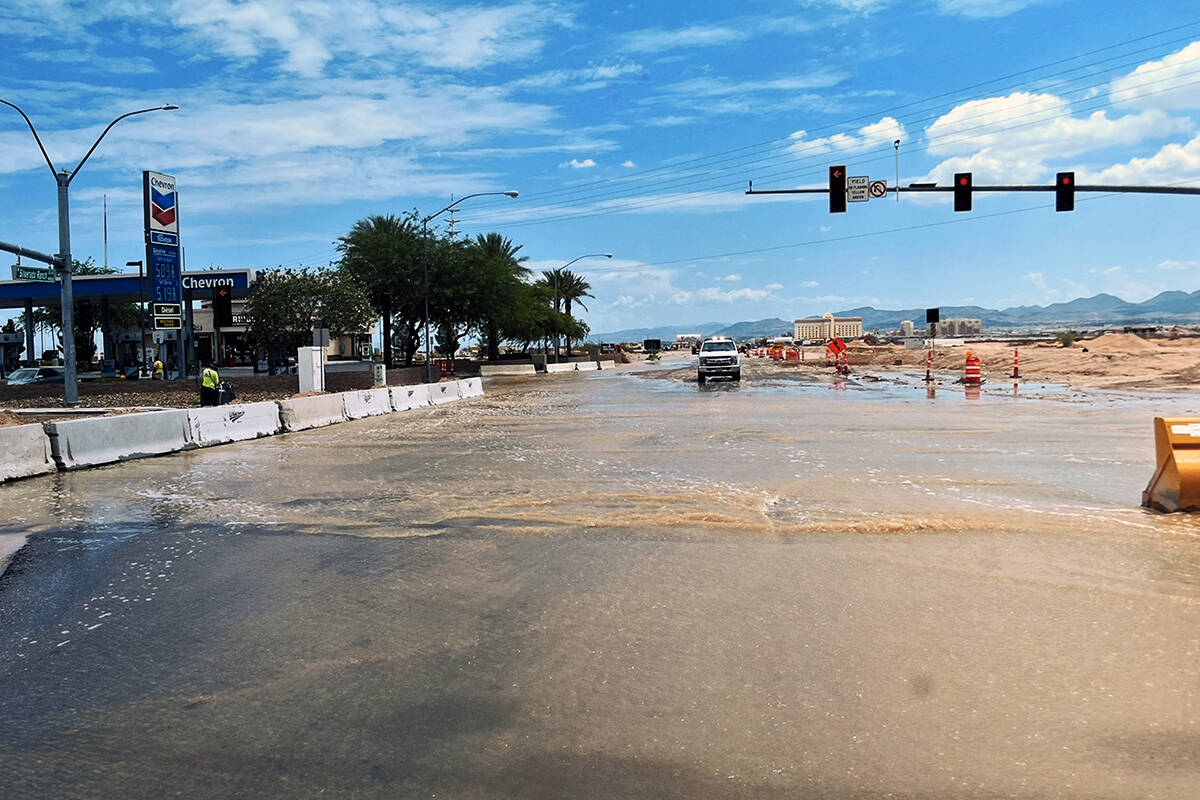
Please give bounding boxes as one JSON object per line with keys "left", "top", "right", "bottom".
{"left": 1083, "top": 333, "right": 1160, "bottom": 354}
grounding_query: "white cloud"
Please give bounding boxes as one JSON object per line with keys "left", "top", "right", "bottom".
{"left": 1025, "top": 272, "right": 1047, "bottom": 291}
{"left": 766, "top": 283, "right": 785, "bottom": 290}
{"left": 789, "top": 116, "right": 906, "bottom": 156}
{"left": 1091, "top": 132, "right": 1200, "bottom": 185}
{"left": 798, "top": 280, "right": 819, "bottom": 288}
{"left": 671, "top": 286, "right": 776, "bottom": 304}
{"left": 1111, "top": 41, "right": 1200, "bottom": 111}
{"left": 920, "top": 91, "right": 1192, "bottom": 185}
{"left": 721, "top": 273, "right": 742, "bottom": 282}
{"left": 1158, "top": 260, "right": 1200, "bottom": 272}
{"left": 934, "top": 0, "right": 1049, "bottom": 17}
{"left": 563, "top": 158, "right": 597, "bottom": 169}
{"left": 621, "top": 160, "right": 636, "bottom": 168}
{"left": 926, "top": 92, "right": 1186, "bottom": 160}
{"left": 623, "top": 24, "right": 748, "bottom": 53}
{"left": 169, "top": 0, "right": 570, "bottom": 77}
{"left": 510, "top": 61, "right": 648, "bottom": 92}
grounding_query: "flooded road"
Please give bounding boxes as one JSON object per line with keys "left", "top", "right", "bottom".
{"left": 2, "top": 361, "right": 1199, "bottom": 798}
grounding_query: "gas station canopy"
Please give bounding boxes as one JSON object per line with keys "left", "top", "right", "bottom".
{"left": 0, "top": 268, "right": 257, "bottom": 309}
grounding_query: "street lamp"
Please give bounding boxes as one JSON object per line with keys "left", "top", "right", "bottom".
{"left": 552, "top": 252, "right": 612, "bottom": 362}
{"left": 420, "top": 190, "right": 519, "bottom": 383}
{"left": 0, "top": 99, "right": 179, "bottom": 404}
{"left": 127, "top": 260, "right": 147, "bottom": 376}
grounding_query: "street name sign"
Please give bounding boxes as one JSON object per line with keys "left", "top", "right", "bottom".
{"left": 847, "top": 176, "right": 869, "bottom": 203}
{"left": 12, "top": 264, "right": 56, "bottom": 282}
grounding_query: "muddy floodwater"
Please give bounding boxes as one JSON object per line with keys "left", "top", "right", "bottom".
{"left": 1, "top": 358, "right": 1199, "bottom": 799}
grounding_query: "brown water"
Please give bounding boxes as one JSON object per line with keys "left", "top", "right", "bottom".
{"left": 1, "top": 361, "right": 1199, "bottom": 798}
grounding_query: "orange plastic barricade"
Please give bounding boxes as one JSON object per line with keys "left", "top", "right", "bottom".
{"left": 1142, "top": 417, "right": 1200, "bottom": 512}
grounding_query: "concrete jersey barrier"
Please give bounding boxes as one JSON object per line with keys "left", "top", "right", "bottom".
{"left": 597, "top": 360, "right": 613, "bottom": 370}
{"left": 45, "top": 409, "right": 192, "bottom": 470}
{"left": 428, "top": 382, "right": 461, "bottom": 405}
{"left": 187, "top": 401, "right": 282, "bottom": 447}
{"left": 342, "top": 387, "right": 392, "bottom": 419}
{"left": 545, "top": 362, "right": 577, "bottom": 373}
{"left": 480, "top": 363, "right": 536, "bottom": 376}
{"left": 576, "top": 361, "right": 599, "bottom": 371}
{"left": 457, "top": 377, "right": 484, "bottom": 398}
{"left": 391, "top": 384, "right": 432, "bottom": 411}
{"left": 278, "top": 394, "right": 347, "bottom": 432}
{"left": 0, "top": 422, "right": 56, "bottom": 482}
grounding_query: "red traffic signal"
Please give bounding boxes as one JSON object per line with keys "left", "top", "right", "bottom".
{"left": 953, "top": 172, "right": 972, "bottom": 212}
{"left": 1056, "top": 171, "right": 1075, "bottom": 212}
{"left": 212, "top": 286, "right": 234, "bottom": 327}
{"left": 829, "top": 165, "right": 847, "bottom": 214}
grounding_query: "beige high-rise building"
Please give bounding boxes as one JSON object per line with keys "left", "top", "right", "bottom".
{"left": 899, "top": 320, "right": 914, "bottom": 337}
{"left": 794, "top": 312, "right": 863, "bottom": 342}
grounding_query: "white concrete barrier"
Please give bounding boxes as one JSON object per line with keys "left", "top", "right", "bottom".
{"left": 576, "top": 361, "right": 599, "bottom": 372}
{"left": 187, "top": 402, "right": 281, "bottom": 447}
{"left": 278, "top": 394, "right": 347, "bottom": 432}
{"left": 391, "top": 384, "right": 432, "bottom": 411}
{"left": 45, "top": 410, "right": 192, "bottom": 470}
{"left": 545, "top": 362, "right": 577, "bottom": 373}
{"left": 0, "top": 423, "right": 56, "bottom": 482}
{"left": 480, "top": 363, "right": 536, "bottom": 376}
{"left": 597, "top": 360, "right": 614, "bottom": 370}
{"left": 342, "top": 387, "right": 392, "bottom": 419}
{"left": 457, "top": 377, "right": 484, "bottom": 398}
{"left": 429, "top": 381, "right": 461, "bottom": 405}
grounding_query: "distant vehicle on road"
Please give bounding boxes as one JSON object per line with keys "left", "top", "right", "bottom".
{"left": 5, "top": 366, "right": 65, "bottom": 385}
{"left": 697, "top": 336, "right": 740, "bottom": 384}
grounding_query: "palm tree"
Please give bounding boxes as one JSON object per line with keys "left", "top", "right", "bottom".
{"left": 473, "top": 233, "right": 530, "bottom": 361}
{"left": 337, "top": 213, "right": 422, "bottom": 365}
{"left": 557, "top": 270, "right": 594, "bottom": 358}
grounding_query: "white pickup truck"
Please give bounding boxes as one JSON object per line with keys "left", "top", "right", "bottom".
{"left": 696, "top": 336, "right": 741, "bottom": 384}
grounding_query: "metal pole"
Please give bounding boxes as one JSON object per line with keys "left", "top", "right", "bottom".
{"left": 24, "top": 298, "right": 34, "bottom": 367}
{"left": 423, "top": 219, "right": 432, "bottom": 384}
{"left": 133, "top": 261, "right": 147, "bottom": 375}
{"left": 56, "top": 171, "right": 78, "bottom": 405}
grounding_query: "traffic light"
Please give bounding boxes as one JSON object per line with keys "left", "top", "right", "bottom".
{"left": 212, "top": 287, "right": 233, "bottom": 327}
{"left": 953, "top": 172, "right": 972, "bottom": 212}
{"left": 1056, "top": 171, "right": 1075, "bottom": 212}
{"left": 829, "top": 165, "right": 847, "bottom": 213}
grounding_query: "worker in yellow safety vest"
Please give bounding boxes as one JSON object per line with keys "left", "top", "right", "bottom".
{"left": 153, "top": 358, "right": 164, "bottom": 380}
{"left": 200, "top": 362, "right": 220, "bottom": 406}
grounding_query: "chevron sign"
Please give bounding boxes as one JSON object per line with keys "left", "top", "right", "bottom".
{"left": 143, "top": 170, "right": 179, "bottom": 234}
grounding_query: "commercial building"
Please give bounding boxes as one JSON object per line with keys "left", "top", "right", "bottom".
{"left": 937, "top": 317, "right": 983, "bottom": 337}
{"left": 899, "top": 320, "right": 914, "bottom": 337}
{"left": 794, "top": 312, "right": 863, "bottom": 342}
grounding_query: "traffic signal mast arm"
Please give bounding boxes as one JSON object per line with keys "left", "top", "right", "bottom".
{"left": 0, "top": 238, "right": 59, "bottom": 267}
{"left": 745, "top": 182, "right": 1200, "bottom": 197}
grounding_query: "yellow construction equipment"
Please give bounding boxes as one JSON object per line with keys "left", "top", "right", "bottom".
{"left": 1142, "top": 417, "right": 1200, "bottom": 512}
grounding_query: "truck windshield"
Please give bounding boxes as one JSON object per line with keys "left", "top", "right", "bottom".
{"left": 703, "top": 342, "right": 736, "bottom": 351}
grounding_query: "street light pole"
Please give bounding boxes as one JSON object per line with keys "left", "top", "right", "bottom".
{"left": 0, "top": 99, "right": 178, "bottom": 404}
{"left": 553, "top": 252, "right": 612, "bottom": 363}
{"left": 420, "top": 190, "right": 518, "bottom": 383}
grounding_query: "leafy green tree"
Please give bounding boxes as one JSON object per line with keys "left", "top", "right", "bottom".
{"left": 337, "top": 213, "right": 424, "bottom": 365}
{"left": 243, "top": 268, "right": 374, "bottom": 369}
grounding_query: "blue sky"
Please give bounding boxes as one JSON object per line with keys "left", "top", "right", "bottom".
{"left": 2, "top": 0, "right": 1200, "bottom": 335}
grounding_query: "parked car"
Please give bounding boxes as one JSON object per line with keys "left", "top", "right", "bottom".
{"left": 5, "top": 366, "right": 65, "bottom": 385}
{"left": 696, "top": 336, "right": 741, "bottom": 384}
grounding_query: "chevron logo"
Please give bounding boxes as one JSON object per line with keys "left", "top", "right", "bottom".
{"left": 151, "top": 186, "right": 176, "bottom": 227}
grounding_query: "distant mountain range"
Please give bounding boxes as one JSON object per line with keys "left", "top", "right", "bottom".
{"left": 589, "top": 291, "right": 1200, "bottom": 342}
